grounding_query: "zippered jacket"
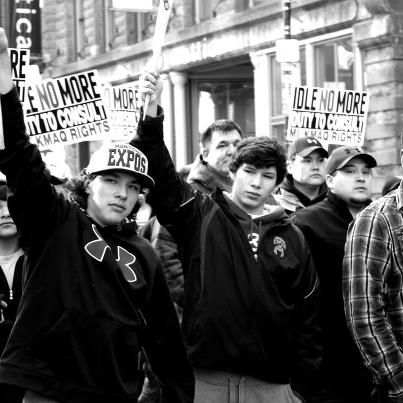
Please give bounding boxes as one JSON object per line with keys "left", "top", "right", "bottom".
{"left": 0, "top": 254, "right": 24, "bottom": 354}
{"left": 132, "top": 109, "right": 322, "bottom": 399}
{"left": 294, "top": 192, "right": 373, "bottom": 397}
{"left": 0, "top": 88, "right": 194, "bottom": 403}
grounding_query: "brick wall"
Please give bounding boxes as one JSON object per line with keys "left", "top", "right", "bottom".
{"left": 354, "top": 2, "right": 403, "bottom": 194}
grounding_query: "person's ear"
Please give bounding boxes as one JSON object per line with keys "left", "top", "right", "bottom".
{"left": 201, "top": 147, "right": 209, "bottom": 161}
{"left": 325, "top": 174, "right": 334, "bottom": 190}
{"left": 229, "top": 171, "right": 235, "bottom": 181}
{"left": 286, "top": 159, "right": 293, "bottom": 174}
{"left": 84, "top": 178, "right": 91, "bottom": 194}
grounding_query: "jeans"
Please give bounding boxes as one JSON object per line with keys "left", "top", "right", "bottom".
{"left": 194, "top": 369, "right": 302, "bottom": 403}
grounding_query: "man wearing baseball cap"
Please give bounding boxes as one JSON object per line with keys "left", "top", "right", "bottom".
{"left": 0, "top": 27, "right": 194, "bottom": 403}
{"left": 274, "top": 136, "right": 328, "bottom": 214}
{"left": 294, "top": 145, "right": 377, "bottom": 402}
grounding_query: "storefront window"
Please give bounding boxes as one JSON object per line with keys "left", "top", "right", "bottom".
{"left": 73, "top": 0, "right": 85, "bottom": 60}
{"left": 269, "top": 35, "right": 355, "bottom": 143}
{"left": 194, "top": 0, "right": 214, "bottom": 22}
{"left": 270, "top": 55, "right": 282, "bottom": 117}
{"left": 314, "top": 37, "right": 354, "bottom": 89}
{"left": 248, "top": 0, "right": 270, "bottom": 6}
{"left": 103, "top": 0, "right": 154, "bottom": 51}
{"left": 197, "top": 81, "right": 255, "bottom": 136}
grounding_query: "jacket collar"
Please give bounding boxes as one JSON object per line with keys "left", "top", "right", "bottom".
{"left": 187, "top": 154, "right": 233, "bottom": 194}
{"left": 326, "top": 191, "right": 354, "bottom": 221}
{"left": 281, "top": 174, "right": 327, "bottom": 206}
{"left": 396, "top": 181, "right": 403, "bottom": 211}
{"left": 326, "top": 191, "right": 372, "bottom": 220}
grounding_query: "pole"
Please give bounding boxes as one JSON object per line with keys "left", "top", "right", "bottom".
{"left": 283, "top": 0, "right": 291, "bottom": 40}
{"left": 142, "top": 0, "right": 174, "bottom": 120}
{"left": 282, "top": 0, "right": 291, "bottom": 140}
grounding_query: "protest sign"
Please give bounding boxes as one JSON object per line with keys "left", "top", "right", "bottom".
{"left": 286, "top": 86, "right": 369, "bottom": 148}
{"left": 8, "top": 48, "right": 30, "bottom": 102}
{"left": 23, "top": 70, "right": 110, "bottom": 150}
{"left": 143, "top": 0, "right": 174, "bottom": 118}
{"left": 102, "top": 82, "right": 141, "bottom": 140}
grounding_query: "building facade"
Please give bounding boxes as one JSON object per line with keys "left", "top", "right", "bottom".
{"left": 2, "top": 0, "right": 403, "bottom": 193}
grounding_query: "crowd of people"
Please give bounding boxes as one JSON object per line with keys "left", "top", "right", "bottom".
{"left": 0, "top": 26, "right": 403, "bottom": 403}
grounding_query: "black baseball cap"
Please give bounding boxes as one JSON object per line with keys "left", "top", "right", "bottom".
{"left": 326, "top": 145, "right": 377, "bottom": 175}
{"left": 288, "top": 136, "right": 328, "bottom": 159}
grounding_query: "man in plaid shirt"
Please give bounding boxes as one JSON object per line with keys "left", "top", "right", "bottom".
{"left": 343, "top": 167, "right": 403, "bottom": 402}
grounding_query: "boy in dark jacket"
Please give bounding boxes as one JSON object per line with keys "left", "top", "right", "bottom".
{"left": 132, "top": 71, "right": 322, "bottom": 403}
{"left": 0, "top": 28, "right": 194, "bottom": 403}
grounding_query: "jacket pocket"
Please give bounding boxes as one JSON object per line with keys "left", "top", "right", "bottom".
{"left": 30, "top": 307, "right": 142, "bottom": 395}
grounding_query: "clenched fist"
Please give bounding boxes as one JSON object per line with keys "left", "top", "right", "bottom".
{"left": 0, "top": 27, "right": 8, "bottom": 54}
{"left": 0, "top": 26, "right": 13, "bottom": 94}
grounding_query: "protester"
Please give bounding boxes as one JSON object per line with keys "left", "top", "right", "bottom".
{"left": 294, "top": 145, "right": 377, "bottom": 402}
{"left": 140, "top": 119, "right": 244, "bottom": 311}
{"left": 139, "top": 120, "right": 243, "bottom": 402}
{"left": 0, "top": 174, "right": 24, "bottom": 403}
{"left": 0, "top": 27, "right": 194, "bottom": 403}
{"left": 186, "top": 120, "right": 242, "bottom": 193}
{"left": 343, "top": 149, "right": 403, "bottom": 401}
{"left": 132, "top": 71, "right": 321, "bottom": 403}
{"left": 274, "top": 136, "right": 328, "bottom": 214}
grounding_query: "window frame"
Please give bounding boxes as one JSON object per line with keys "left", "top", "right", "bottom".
{"left": 266, "top": 28, "right": 361, "bottom": 139}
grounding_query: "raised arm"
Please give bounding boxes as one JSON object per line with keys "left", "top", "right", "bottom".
{"left": 0, "top": 27, "right": 58, "bottom": 248}
{"left": 131, "top": 72, "right": 196, "bottom": 229}
{"left": 0, "top": 28, "right": 13, "bottom": 94}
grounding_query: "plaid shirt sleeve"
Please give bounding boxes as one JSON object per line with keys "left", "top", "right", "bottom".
{"left": 343, "top": 209, "right": 403, "bottom": 397}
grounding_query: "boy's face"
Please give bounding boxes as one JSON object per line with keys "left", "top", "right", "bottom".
{"left": 86, "top": 171, "right": 141, "bottom": 227}
{"left": 230, "top": 163, "right": 277, "bottom": 215}
{"left": 288, "top": 150, "right": 326, "bottom": 187}
{"left": 0, "top": 198, "right": 18, "bottom": 239}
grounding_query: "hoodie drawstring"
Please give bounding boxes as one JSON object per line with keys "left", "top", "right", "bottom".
{"left": 227, "top": 375, "right": 246, "bottom": 403}
{"left": 248, "top": 218, "right": 262, "bottom": 262}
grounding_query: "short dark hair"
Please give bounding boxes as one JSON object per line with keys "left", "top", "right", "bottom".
{"left": 200, "top": 119, "right": 243, "bottom": 148}
{"left": 229, "top": 137, "right": 287, "bottom": 185}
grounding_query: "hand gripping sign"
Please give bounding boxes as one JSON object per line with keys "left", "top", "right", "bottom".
{"left": 142, "top": 0, "right": 175, "bottom": 119}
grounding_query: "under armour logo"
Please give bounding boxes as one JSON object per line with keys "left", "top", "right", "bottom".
{"left": 116, "top": 246, "right": 137, "bottom": 282}
{"left": 85, "top": 225, "right": 110, "bottom": 262}
{"left": 164, "top": 0, "right": 170, "bottom": 10}
{"left": 306, "top": 138, "right": 318, "bottom": 144}
{"left": 85, "top": 225, "right": 137, "bottom": 283}
{"left": 273, "top": 236, "right": 286, "bottom": 258}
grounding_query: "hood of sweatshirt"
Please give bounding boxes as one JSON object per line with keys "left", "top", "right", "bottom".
{"left": 187, "top": 154, "right": 233, "bottom": 194}
{"left": 279, "top": 173, "right": 327, "bottom": 206}
{"left": 220, "top": 191, "right": 291, "bottom": 256}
